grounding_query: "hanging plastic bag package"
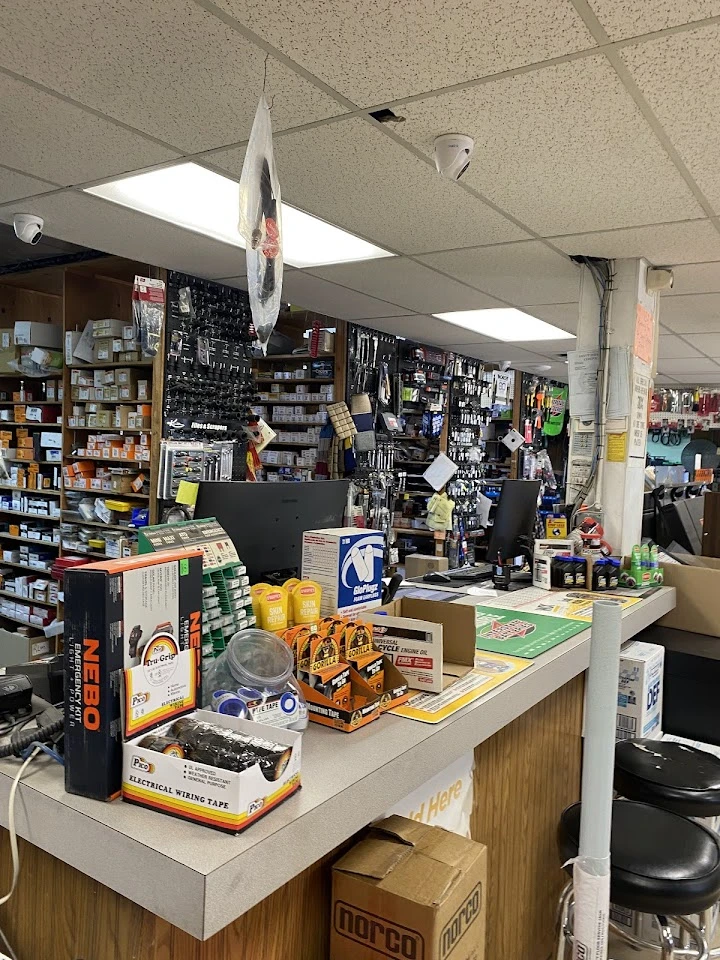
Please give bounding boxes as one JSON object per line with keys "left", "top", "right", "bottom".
{"left": 238, "top": 96, "right": 283, "bottom": 355}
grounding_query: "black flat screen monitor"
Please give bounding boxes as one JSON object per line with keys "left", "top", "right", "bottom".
{"left": 486, "top": 479, "right": 541, "bottom": 564}
{"left": 194, "top": 479, "right": 350, "bottom": 583}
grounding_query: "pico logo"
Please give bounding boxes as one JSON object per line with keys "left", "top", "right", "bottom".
{"left": 132, "top": 756, "right": 155, "bottom": 774}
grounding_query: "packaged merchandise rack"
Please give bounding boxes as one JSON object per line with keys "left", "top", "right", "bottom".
{"left": 253, "top": 345, "right": 338, "bottom": 481}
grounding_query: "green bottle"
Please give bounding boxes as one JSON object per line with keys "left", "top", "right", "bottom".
{"left": 650, "top": 545, "right": 659, "bottom": 570}
{"left": 630, "top": 544, "right": 643, "bottom": 587}
{"left": 640, "top": 544, "right": 650, "bottom": 584}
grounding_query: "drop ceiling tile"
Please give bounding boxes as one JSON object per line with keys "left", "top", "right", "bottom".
{"left": 658, "top": 334, "right": 703, "bottom": 359}
{"left": 0, "top": 191, "right": 248, "bottom": 279}
{"left": 589, "top": 0, "right": 720, "bottom": 40}
{"left": 418, "top": 242, "right": 580, "bottom": 305}
{"left": 684, "top": 333, "right": 720, "bottom": 355}
{"left": 278, "top": 272, "right": 409, "bottom": 321}
{"left": 525, "top": 303, "right": 579, "bottom": 334}
{"left": 397, "top": 56, "right": 702, "bottom": 236}
{"left": 658, "top": 358, "right": 720, "bottom": 374}
{"left": 654, "top": 375, "right": 680, "bottom": 385}
{"left": 450, "top": 343, "right": 549, "bottom": 364}
{"left": 213, "top": 0, "right": 593, "bottom": 104}
{"left": 665, "top": 261, "right": 720, "bottom": 295}
{"left": 0, "top": 0, "right": 342, "bottom": 153}
{"left": 364, "top": 315, "right": 501, "bottom": 347}
{"left": 0, "top": 73, "right": 178, "bottom": 185}
{"left": 212, "top": 119, "right": 527, "bottom": 255}
{"left": 507, "top": 338, "right": 576, "bottom": 356}
{"left": 0, "top": 168, "right": 57, "bottom": 205}
{"left": 621, "top": 25, "right": 720, "bottom": 210}
{"left": 660, "top": 294, "right": 720, "bottom": 333}
{"left": 669, "top": 372, "right": 720, "bottom": 384}
{"left": 552, "top": 221, "right": 720, "bottom": 264}
{"left": 305, "top": 259, "right": 503, "bottom": 314}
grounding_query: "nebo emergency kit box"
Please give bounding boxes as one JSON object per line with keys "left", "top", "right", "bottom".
{"left": 331, "top": 815, "right": 487, "bottom": 960}
{"left": 302, "top": 527, "right": 384, "bottom": 616}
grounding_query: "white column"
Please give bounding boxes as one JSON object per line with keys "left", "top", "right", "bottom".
{"left": 568, "top": 259, "right": 659, "bottom": 556}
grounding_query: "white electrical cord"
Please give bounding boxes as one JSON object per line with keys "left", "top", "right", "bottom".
{"left": 0, "top": 745, "right": 41, "bottom": 960}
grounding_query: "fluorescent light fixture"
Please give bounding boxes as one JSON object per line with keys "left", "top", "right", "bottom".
{"left": 432, "top": 308, "right": 574, "bottom": 341}
{"left": 85, "top": 162, "right": 393, "bottom": 269}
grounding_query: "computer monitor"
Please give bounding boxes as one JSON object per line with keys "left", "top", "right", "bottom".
{"left": 195, "top": 479, "right": 350, "bottom": 583}
{"left": 486, "top": 479, "right": 541, "bottom": 565}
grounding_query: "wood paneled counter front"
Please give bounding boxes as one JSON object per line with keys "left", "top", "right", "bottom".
{"left": 0, "top": 588, "right": 675, "bottom": 959}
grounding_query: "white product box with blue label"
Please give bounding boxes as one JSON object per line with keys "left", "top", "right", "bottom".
{"left": 617, "top": 640, "right": 665, "bottom": 741}
{"left": 302, "top": 527, "right": 385, "bottom": 617}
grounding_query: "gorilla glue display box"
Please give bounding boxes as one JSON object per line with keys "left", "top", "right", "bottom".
{"left": 64, "top": 548, "right": 203, "bottom": 801}
{"left": 332, "top": 816, "right": 487, "bottom": 960}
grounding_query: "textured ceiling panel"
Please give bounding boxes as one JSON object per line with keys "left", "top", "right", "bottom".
{"left": 213, "top": 0, "right": 594, "bottom": 104}
{"left": 657, "top": 334, "right": 703, "bottom": 359}
{"left": 278, "top": 271, "right": 409, "bottom": 320}
{"left": 553, "top": 220, "right": 720, "bottom": 264}
{"left": 213, "top": 119, "right": 527, "bottom": 254}
{"left": 588, "top": 0, "right": 720, "bottom": 40}
{"left": 621, "top": 25, "right": 720, "bottom": 210}
{"left": 681, "top": 332, "right": 720, "bottom": 356}
{"left": 524, "top": 302, "right": 579, "bottom": 333}
{"left": 418, "top": 242, "right": 580, "bottom": 305}
{"left": 664, "top": 260, "right": 720, "bottom": 295}
{"left": 0, "top": 168, "right": 57, "bottom": 205}
{"left": 0, "top": 191, "right": 248, "bottom": 279}
{"left": 658, "top": 357, "right": 720, "bottom": 374}
{"left": 304, "top": 259, "right": 504, "bottom": 314}
{"left": 396, "top": 56, "right": 702, "bottom": 236}
{"left": 354, "top": 314, "right": 500, "bottom": 347}
{"left": 660, "top": 294, "right": 720, "bottom": 333}
{"left": 0, "top": 0, "right": 342, "bottom": 153}
{"left": 0, "top": 73, "right": 178, "bottom": 185}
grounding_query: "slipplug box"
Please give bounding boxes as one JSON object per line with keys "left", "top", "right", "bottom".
{"left": 64, "top": 549, "right": 203, "bottom": 801}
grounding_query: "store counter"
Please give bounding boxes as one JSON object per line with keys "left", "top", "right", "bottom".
{"left": 0, "top": 587, "right": 675, "bottom": 959}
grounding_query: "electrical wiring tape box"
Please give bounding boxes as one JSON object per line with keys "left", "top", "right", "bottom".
{"left": 64, "top": 549, "right": 203, "bottom": 801}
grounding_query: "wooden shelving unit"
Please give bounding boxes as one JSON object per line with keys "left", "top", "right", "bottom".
{"left": 253, "top": 344, "right": 337, "bottom": 481}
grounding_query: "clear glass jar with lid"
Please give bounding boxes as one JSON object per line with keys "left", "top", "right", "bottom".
{"left": 203, "top": 628, "right": 308, "bottom": 731}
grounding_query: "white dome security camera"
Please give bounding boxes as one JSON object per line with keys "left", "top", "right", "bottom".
{"left": 13, "top": 213, "right": 44, "bottom": 245}
{"left": 647, "top": 266, "right": 674, "bottom": 293}
{"left": 434, "top": 134, "right": 474, "bottom": 181}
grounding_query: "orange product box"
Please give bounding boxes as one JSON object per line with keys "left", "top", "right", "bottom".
{"left": 18, "top": 437, "right": 34, "bottom": 448}
{"left": 131, "top": 472, "right": 146, "bottom": 493}
{"left": 16, "top": 449, "right": 33, "bottom": 461}
{"left": 8, "top": 525, "right": 19, "bottom": 537}
{"left": 13, "top": 405, "right": 26, "bottom": 422}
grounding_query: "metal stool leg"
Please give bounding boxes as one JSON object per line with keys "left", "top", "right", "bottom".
{"left": 658, "top": 916, "right": 676, "bottom": 960}
{"left": 555, "top": 881, "right": 573, "bottom": 960}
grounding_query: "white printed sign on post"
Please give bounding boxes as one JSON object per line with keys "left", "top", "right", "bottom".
{"left": 382, "top": 753, "right": 475, "bottom": 837}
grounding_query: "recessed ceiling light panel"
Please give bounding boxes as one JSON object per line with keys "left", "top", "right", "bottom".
{"left": 432, "top": 308, "right": 575, "bottom": 341}
{"left": 85, "top": 162, "right": 393, "bottom": 269}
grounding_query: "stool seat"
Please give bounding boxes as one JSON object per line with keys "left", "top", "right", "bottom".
{"left": 615, "top": 738, "right": 720, "bottom": 817}
{"left": 558, "top": 800, "right": 720, "bottom": 916}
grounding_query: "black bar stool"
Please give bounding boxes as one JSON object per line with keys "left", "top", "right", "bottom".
{"left": 556, "top": 799, "right": 720, "bottom": 959}
{"left": 615, "top": 738, "right": 720, "bottom": 954}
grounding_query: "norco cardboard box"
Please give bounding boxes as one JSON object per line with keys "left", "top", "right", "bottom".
{"left": 658, "top": 554, "right": 720, "bottom": 636}
{"left": 302, "top": 527, "right": 384, "bottom": 617}
{"left": 64, "top": 548, "right": 203, "bottom": 801}
{"left": 331, "top": 816, "right": 487, "bottom": 960}
{"left": 617, "top": 640, "right": 664, "bottom": 741}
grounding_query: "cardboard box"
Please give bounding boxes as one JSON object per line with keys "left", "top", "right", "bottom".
{"left": 40, "top": 430, "right": 62, "bottom": 449}
{"left": 617, "top": 640, "right": 664, "bottom": 741}
{"left": 331, "top": 816, "right": 487, "bottom": 960}
{"left": 0, "top": 628, "right": 52, "bottom": 666}
{"left": 93, "top": 337, "right": 114, "bottom": 363}
{"left": 532, "top": 539, "right": 574, "bottom": 590}
{"left": 302, "top": 528, "right": 384, "bottom": 617}
{"left": 122, "top": 709, "right": 301, "bottom": 834}
{"left": 405, "top": 554, "right": 449, "bottom": 579}
{"left": 64, "top": 549, "right": 203, "bottom": 801}
{"left": 658, "top": 555, "right": 720, "bottom": 635}
{"left": 14, "top": 321, "right": 61, "bottom": 349}
{"left": 92, "top": 318, "right": 125, "bottom": 339}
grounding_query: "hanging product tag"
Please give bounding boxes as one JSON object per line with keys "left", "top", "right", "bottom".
{"left": 132, "top": 276, "right": 165, "bottom": 358}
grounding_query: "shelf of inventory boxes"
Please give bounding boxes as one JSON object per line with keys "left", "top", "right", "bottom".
{"left": 0, "top": 534, "right": 59, "bottom": 547}
{"left": 68, "top": 362, "right": 153, "bottom": 370}
{"left": 0, "top": 422, "right": 61, "bottom": 428}
{"left": 257, "top": 378, "right": 334, "bottom": 385}
{"left": 0, "top": 588, "right": 55, "bottom": 608}
{"left": 60, "top": 514, "right": 141, "bottom": 533}
{"left": 0, "top": 486, "right": 61, "bottom": 496}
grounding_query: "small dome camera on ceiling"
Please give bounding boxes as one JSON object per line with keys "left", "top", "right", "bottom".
{"left": 13, "top": 213, "right": 44, "bottom": 245}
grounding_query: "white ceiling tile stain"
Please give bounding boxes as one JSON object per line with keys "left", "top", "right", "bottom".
{"left": 418, "top": 241, "right": 580, "bottom": 305}
{"left": 657, "top": 333, "right": 703, "bottom": 358}
{"left": 397, "top": 56, "right": 702, "bottom": 235}
{"left": 213, "top": 0, "right": 595, "bottom": 104}
{"left": 304, "top": 258, "right": 504, "bottom": 313}
{"left": 660, "top": 293, "right": 720, "bottom": 333}
{"left": 588, "top": 0, "right": 720, "bottom": 41}
{"left": 553, "top": 220, "right": 720, "bottom": 264}
{"left": 0, "top": 169, "right": 56, "bottom": 205}
{"left": 214, "top": 118, "right": 528, "bottom": 253}
{"left": 0, "top": 73, "right": 178, "bottom": 184}
{"left": 0, "top": 0, "right": 342, "bottom": 152}
{"left": 621, "top": 25, "right": 720, "bottom": 210}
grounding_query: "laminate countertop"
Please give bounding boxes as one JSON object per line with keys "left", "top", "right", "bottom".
{"left": 0, "top": 587, "right": 675, "bottom": 939}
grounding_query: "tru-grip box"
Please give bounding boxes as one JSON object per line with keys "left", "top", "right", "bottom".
{"left": 64, "top": 548, "right": 203, "bottom": 801}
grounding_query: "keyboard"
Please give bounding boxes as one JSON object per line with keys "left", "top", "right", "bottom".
{"left": 423, "top": 564, "right": 495, "bottom": 584}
